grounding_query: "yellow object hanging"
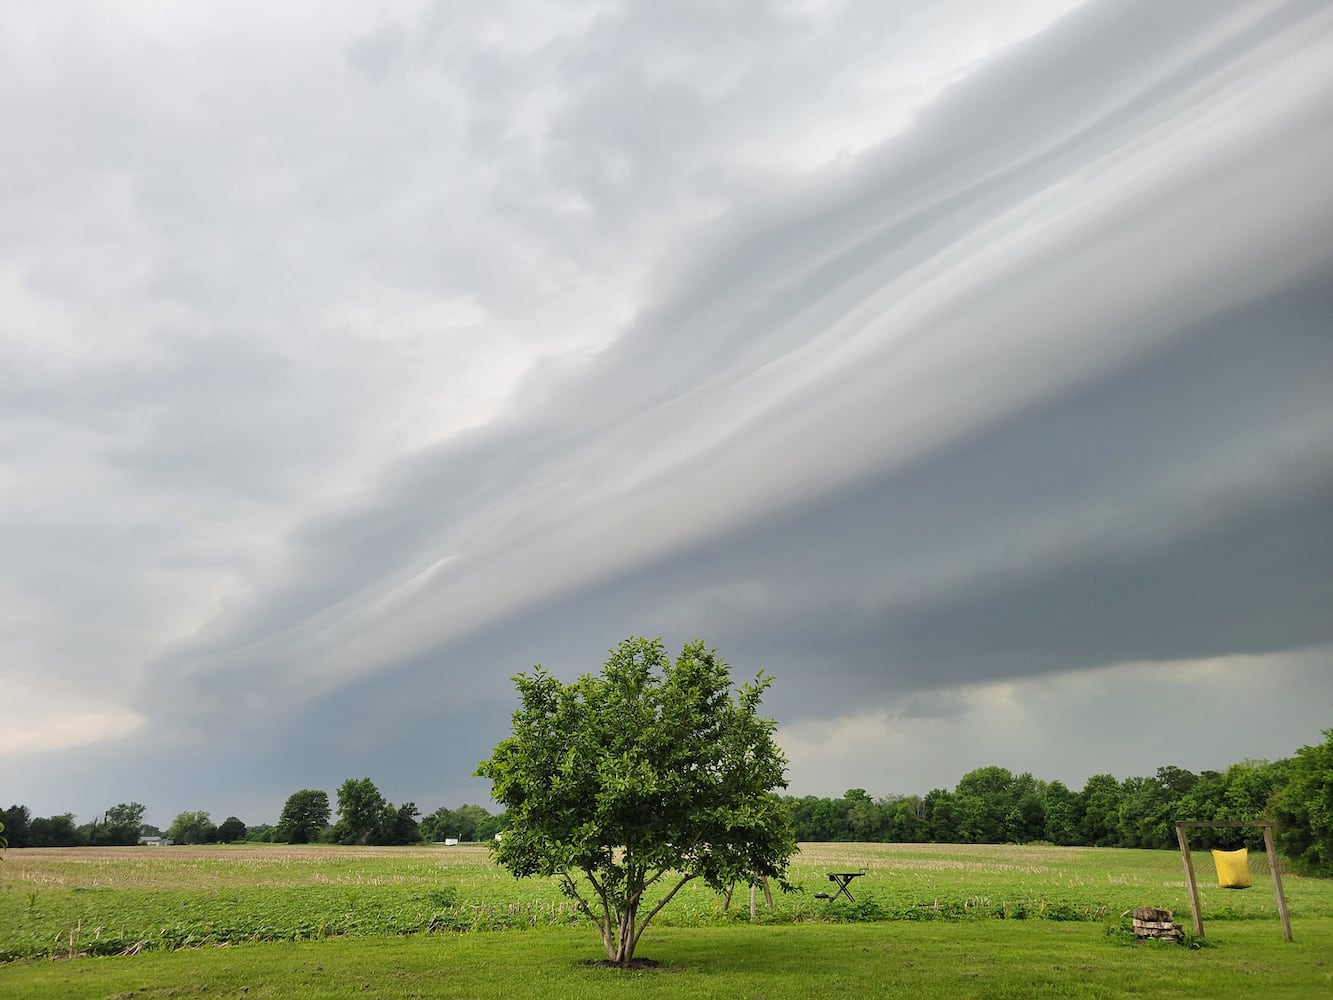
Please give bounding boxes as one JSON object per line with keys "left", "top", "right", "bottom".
{"left": 1212, "top": 847, "right": 1253, "bottom": 889}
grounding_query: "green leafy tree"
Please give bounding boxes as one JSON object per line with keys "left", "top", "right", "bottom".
{"left": 2, "top": 805, "right": 31, "bottom": 849}
{"left": 1077, "top": 774, "right": 1124, "bottom": 847}
{"left": 332, "top": 778, "right": 389, "bottom": 845}
{"left": 1041, "top": 781, "right": 1080, "bottom": 846}
{"left": 92, "top": 802, "right": 147, "bottom": 846}
{"left": 787, "top": 795, "right": 846, "bottom": 841}
{"left": 216, "top": 816, "right": 247, "bottom": 842}
{"left": 27, "top": 814, "right": 79, "bottom": 847}
{"left": 277, "top": 790, "right": 330, "bottom": 844}
{"left": 889, "top": 795, "right": 928, "bottom": 843}
{"left": 167, "top": 811, "right": 217, "bottom": 845}
{"left": 1272, "top": 729, "right": 1333, "bottom": 875}
{"left": 385, "top": 802, "right": 422, "bottom": 845}
{"left": 477, "top": 637, "right": 795, "bottom": 967}
{"left": 420, "top": 806, "right": 457, "bottom": 843}
{"left": 923, "top": 787, "right": 960, "bottom": 841}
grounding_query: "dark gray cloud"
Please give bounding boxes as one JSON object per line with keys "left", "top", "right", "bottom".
{"left": 3, "top": 0, "right": 1332, "bottom": 824}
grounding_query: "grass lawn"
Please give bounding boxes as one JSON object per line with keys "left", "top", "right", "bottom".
{"left": 2, "top": 842, "right": 1329, "bottom": 997}
{"left": 3, "top": 920, "right": 1331, "bottom": 999}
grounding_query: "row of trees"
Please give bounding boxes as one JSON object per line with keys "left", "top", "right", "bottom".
{"left": 5, "top": 734, "right": 1330, "bottom": 871}
{"left": 782, "top": 728, "right": 1333, "bottom": 873}
{"left": 0, "top": 803, "right": 252, "bottom": 848}
{"left": 273, "top": 781, "right": 505, "bottom": 846}
{"left": 1, "top": 785, "right": 505, "bottom": 850}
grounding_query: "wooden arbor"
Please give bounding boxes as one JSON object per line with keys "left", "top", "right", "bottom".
{"left": 1175, "top": 821, "right": 1292, "bottom": 942}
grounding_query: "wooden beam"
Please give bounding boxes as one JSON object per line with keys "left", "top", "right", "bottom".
{"left": 1263, "top": 824, "right": 1293, "bottom": 943}
{"left": 1178, "top": 820, "right": 1272, "bottom": 828}
{"left": 1176, "top": 823, "right": 1205, "bottom": 937}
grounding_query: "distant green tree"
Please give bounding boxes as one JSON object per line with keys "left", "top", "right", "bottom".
{"left": 91, "top": 803, "right": 147, "bottom": 846}
{"left": 1010, "top": 773, "right": 1046, "bottom": 843}
{"left": 27, "top": 814, "right": 79, "bottom": 847}
{"left": 923, "top": 787, "right": 960, "bottom": 842}
{"left": 845, "top": 789, "right": 890, "bottom": 842}
{"left": 1077, "top": 774, "right": 1124, "bottom": 847}
{"left": 216, "top": 816, "right": 247, "bottom": 843}
{"left": 167, "top": 811, "right": 217, "bottom": 845}
{"left": 1216, "top": 759, "right": 1288, "bottom": 849}
{"left": 420, "top": 806, "right": 456, "bottom": 843}
{"left": 1272, "top": 729, "right": 1333, "bottom": 875}
{"left": 889, "top": 795, "right": 928, "bottom": 843}
{"left": 385, "top": 803, "right": 422, "bottom": 845}
{"left": 954, "top": 767, "right": 1017, "bottom": 843}
{"left": 277, "top": 790, "right": 330, "bottom": 844}
{"left": 332, "top": 778, "right": 389, "bottom": 845}
{"left": 1041, "top": 781, "right": 1080, "bottom": 846}
{"left": 786, "top": 795, "right": 846, "bottom": 841}
{"left": 2, "top": 805, "right": 31, "bottom": 849}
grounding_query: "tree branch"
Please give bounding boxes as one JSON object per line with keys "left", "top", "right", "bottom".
{"left": 630, "top": 873, "right": 696, "bottom": 955}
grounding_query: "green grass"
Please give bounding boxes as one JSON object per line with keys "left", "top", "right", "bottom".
{"left": 2, "top": 842, "right": 1329, "bottom": 997}
{"left": 3, "top": 920, "right": 1331, "bottom": 999}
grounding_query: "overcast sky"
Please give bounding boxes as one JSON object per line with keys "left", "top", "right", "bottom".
{"left": 3, "top": 0, "right": 1332, "bottom": 829}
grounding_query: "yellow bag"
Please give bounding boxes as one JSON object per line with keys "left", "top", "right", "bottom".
{"left": 1212, "top": 848, "right": 1253, "bottom": 889}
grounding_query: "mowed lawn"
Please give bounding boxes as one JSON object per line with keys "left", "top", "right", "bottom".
{"left": 3, "top": 842, "right": 1330, "bottom": 998}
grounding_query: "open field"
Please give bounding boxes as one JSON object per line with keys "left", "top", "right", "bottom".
{"left": 3, "top": 842, "right": 1330, "bottom": 997}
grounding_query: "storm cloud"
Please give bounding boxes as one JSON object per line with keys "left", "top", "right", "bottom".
{"left": 2, "top": 0, "right": 1331, "bottom": 824}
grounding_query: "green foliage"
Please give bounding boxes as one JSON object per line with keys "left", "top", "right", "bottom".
{"left": 422, "top": 803, "right": 505, "bottom": 843}
{"left": 1, "top": 805, "right": 29, "bottom": 849}
{"left": 84, "top": 802, "right": 147, "bottom": 846}
{"left": 216, "top": 816, "right": 247, "bottom": 843}
{"left": 26, "top": 812, "right": 79, "bottom": 847}
{"left": 384, "top": 802, "right": 422, "bottom": 846}
{"left": 168, "top": 811, "right": 218, "bottom": 845}
{"left": 327, "top": 779, "right": 423, "bottom": 846}
{"left": 331, "top": 778, "right": 388, "bottom": 846}
{"left": 1273, "top": 729, "right": 1333, "bottom": 875}
{"left": 278, "top": 789, "right": 330, "bottom": 844}
{"left": 477, "top": 637, "right": 796, "bottom": 965}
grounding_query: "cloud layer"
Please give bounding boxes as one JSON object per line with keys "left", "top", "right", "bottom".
{"left": 2, "top": 0, "right": 1331, "bottom": 823}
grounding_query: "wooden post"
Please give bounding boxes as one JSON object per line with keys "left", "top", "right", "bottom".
{"left": 1262, "top": 824, "right": 1293, "bottom": 943}
{"left": 1176, "top": 823, "right": 1205, "bottom": 937}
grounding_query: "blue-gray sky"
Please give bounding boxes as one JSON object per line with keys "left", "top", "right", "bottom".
{"left": 2, "top": 0, "right": 1331, "bottom": 829}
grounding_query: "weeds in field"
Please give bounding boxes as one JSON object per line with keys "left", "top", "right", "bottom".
{"left": 2, "top": 843, "right": 1326, "bottom": 962}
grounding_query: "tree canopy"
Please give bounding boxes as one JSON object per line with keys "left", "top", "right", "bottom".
{"left": 216, "top": 816, "right": 247, "bottom": 843}
{"left": 277, "top": 789, "right": 330, "bottom": 844}
{"left": 477, "top": 637, "right": 795, "bottom": 966}
{"left": 167, "top": 811, "right": 217, "bottom": 845}
{"left": 331, "top": 778, "right": 389, "bottom": 845}
{"left": 1272, "top": 728, "right": 1333, "bottom": 875}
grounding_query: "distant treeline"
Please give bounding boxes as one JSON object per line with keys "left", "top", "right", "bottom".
{"left": 0, "top": 778, "right": 506, "bottom": 852}
{"left": 781, "top": 728, "right": 1332, "bottom": 874}
{"left": 5, "top": 730, "right": 1329, "bottom": 873}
